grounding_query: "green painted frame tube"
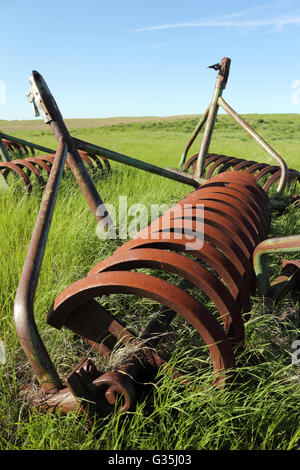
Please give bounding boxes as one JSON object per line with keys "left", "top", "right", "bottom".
{"left": 253, "top": 235, "right": 300, "bottom": 297}
{"left": 179, "top": 107, "right": 209, "bottom": 169}
{"left": 218, "top": 97, "right": 288, "bottom": 196}
{"left": 73, "top": 137, "right": 199, "bottom": 188}
{"left": 0, "top": 131, "right": 54, "bottom": 155}
{"left": 0, "top": 137, "right": 11, "bottom": 162}
{"left": 195, "top": 82, "right": 224, "bottom": 178}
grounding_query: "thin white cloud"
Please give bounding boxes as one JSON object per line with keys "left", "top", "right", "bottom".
{"left": 135, "top": 5, "right": 300, "bottom": 33}
{"left": 211, "top": 4, "right": 273, "bottom": 21}
{"left": 135, "top": 17, "right": 300, "bottom": 32}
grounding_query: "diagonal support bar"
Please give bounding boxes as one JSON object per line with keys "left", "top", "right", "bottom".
{"left": 14, "top": 138, "right": 68, "bottom": 392}
{"left": 218, "top": 97, "right": 288, "bottom": 195}
{"left": 72, "top": 137, "right": 199, "bottom": 188}
{"left": 28, "top": 71, "right": 114, "bottom": 228}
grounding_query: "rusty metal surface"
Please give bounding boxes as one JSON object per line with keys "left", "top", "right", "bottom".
{"left": 0, "top": 150, "right": 111, "bottom": 193}
{"left": 195, "top": 60, "right": 230, "bottom": 178}
{"left": 14, "top": 137, "right": 68, "bottom": 393}
{"left": 28, "top": 71, "right": 114, "bottom": 227}
{"left": 13, "top": 157, "right": 283, "bottom": 418}
{"left": 0, "top": 161, "right": 33, "bottom": 192}
{"left": 49, "top": 270, "right": 236, "bottom": 384}
{"left": 182, "top": 152, "right": 299, "bottom": 197}
{"left": 41, "top": 171, "right": 270, "bottom": 415}
{"left": 88, "top": 248, "right": 244, "bottom": 342}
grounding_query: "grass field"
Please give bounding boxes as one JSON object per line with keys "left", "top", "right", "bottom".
{"left": 0, "top": 114, "right": 299, "bottom": 450}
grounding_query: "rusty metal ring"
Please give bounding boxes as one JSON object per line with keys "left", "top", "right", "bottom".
{"left": 49, "top": 271, "right": 236, "bottom": 385}
{"left": 117, "top": 235, "right": 251, "bottom": 312}
{"left": 88, "top": 248, "right": 245, "bottom": 341}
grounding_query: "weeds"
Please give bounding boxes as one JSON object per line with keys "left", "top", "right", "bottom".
{"left": 0, "top": 116, "right": 299, "bottom": 450}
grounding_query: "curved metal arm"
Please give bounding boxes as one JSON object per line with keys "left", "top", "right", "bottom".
{"left": 218, "top": 97, "right": 288, "bottom": 196}
{"left": 28, "top": 70, "right": 115, "bottom": 227}
{"left": 14, "top": 137, "right": 68, "bottom": 393}
{"left": 253, "top": 235, "right": 300, "bottom": 297}
{"left": 179, "top": 107, "right": 209, "bottom": 169}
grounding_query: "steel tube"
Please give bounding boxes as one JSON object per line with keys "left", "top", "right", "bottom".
{"left": 253, "top": 235, "right": 300, "bottom": 296}
{"left": 29, "top": 71, "right": 114, "bottom": 227}
{"left": 49, "top": 121, "right": 115, "bottom": 225}
{"left": 0, "top": 132, "right": 54, "bottom": 155}
{"left": 14, "top": 137, "right": 68, "bottom": 393}
{"left": 218, "top": 96, "right": 288, "bottom": 195}
{"left": 195, "top": 82, "right": 224, "bottom": 178}
{"left": 0, "top": 137, "right": 11, "bottom": 162}
{"left": 73, "top": 137, "right": 199, "bottom": 188}
{"left": 179, "top": 107, "right": 209, "bottom": 169}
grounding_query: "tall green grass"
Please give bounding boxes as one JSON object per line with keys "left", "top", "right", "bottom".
{"left": 0, "top": 115, "right": 299, "bottom": 450}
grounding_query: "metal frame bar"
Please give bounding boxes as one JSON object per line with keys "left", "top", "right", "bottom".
{"left": 179, "top": 106, "right": 209, "bottom": 169}
{"left": 218, "top": 97, "right": 287, "bottom": 195}
{"left": 14, "top": 137, "right": 67, "bottom": 392}
{"left": 0, "top": 137, "right": 12, "bottom": 161}
{"left": 28, "top": 71, "right": 114, "bottom": 227}
{"left": 179, "top": 57, "right": 289, "bottom": 195}
{"left": 12, "top": 69, "right": 201, "bottom": 397}
{"left": 13, "top": 71, "right": 118, "bottom": 393}
{"left": 253, "top": 235, "right": 300, "bottom": 297}
{"left": 72, "top": 137, "right": 199, "bottom": 188}
{"left": 0, "top": 131, "right": 54, "bottom": 156}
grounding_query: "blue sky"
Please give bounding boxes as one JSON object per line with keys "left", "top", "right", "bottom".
{"left": 1, "top": 0, "right": 300, "bottom": 120}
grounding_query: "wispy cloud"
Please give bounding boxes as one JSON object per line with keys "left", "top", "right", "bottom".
{"left": 135, "top": 5, "right": 300, "bottom": 33}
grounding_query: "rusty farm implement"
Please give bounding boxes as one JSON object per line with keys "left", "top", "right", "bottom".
{"left": 0, "top": 131, "right": 111, "bottom": 194}
{"left": 12, "top": 62, "right": 299, "bottom": 418}
{"left": 178, "top": 58, "right": 300, "bottom": 198}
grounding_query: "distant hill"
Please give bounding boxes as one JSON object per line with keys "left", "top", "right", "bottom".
{"left": 0, "top": 115, "right": 203, "bottom": 133}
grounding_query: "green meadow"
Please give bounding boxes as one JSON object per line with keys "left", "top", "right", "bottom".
{"left": 0, "top": 114, "right": 299, "bottom": 450}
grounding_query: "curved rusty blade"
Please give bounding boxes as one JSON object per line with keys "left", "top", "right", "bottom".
{"left": 148, "top": 219, "right": 254, "bottom": 287}
{"left": 244, "top": 162, "right": 268, "bottom": 174}
{"left": 213, "top": 157, "right": 243, "bottom": 175}
{"left": 48, "top": 270, "right": 236, "bottom": 385}
{"left": 183, "top": 193, "right": 267, "bottom": 241}
{"left": 263, "top": 169, "right": 300, "bottom": 193}
{"left": 183, "top": 185, "right": 270, "bottom": 237}
{"left": 0, "top": 161, "right": 32, "bottom": 193}
{"left": 92, "top": 370, "right": 137, "bottom": 413}
{"left": 171, "top": 207, "right": 254, "bottom": 257}
{"left": 116, "top": 235, "right": 251, "bottom": 312}
{"left": 88, "top": 247, "right": 244, "bottom": 341}
{"left": 206, "top": 156, "right": 240, "bottom": 179}
{"left": 25, "top": 157, "right": 52, "bottom": 175}
{"left": 232, "top": 160, "right": 257, "bottom": 171}
{"left": 12, "top": 159, "right": 46, "bottom": 188}
{"left": 178, "top": 197, "right": 260, "bottom": 245}
{"left": 255, "top": 165, "right": 280, "bottom": 184}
